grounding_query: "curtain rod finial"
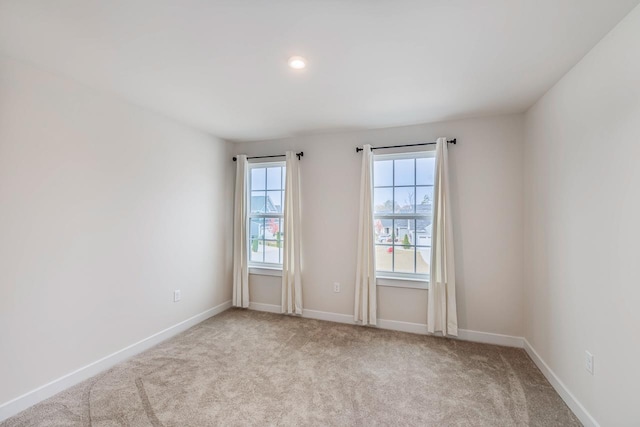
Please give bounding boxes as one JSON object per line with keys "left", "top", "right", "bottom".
{"left": 232, "top": 157, "right": 237, "bottom": 161}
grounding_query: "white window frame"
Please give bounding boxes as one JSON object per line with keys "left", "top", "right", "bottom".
{"left": 373, "top": 151, "right": 435, "bottom": 288}
{"left": 247, "top": 161, "right": 286, "bottom": 271}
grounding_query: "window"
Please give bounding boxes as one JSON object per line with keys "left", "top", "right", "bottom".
{"left": 373, "top": 152, "right": 435, "bottom": 280}
{"left": 248, "top": 162, "right": 286, "bottom": 267}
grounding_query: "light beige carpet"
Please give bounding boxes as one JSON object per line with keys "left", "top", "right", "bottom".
{"left": 2, "top": 309, "right": 580, "bottom": 426}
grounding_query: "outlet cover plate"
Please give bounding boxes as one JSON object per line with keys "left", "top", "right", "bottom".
{"left": 585, "top": 351, "right": 594, "bottom": 375}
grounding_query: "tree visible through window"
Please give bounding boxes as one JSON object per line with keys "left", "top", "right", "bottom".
{"left": 249, "top": 163, "right": 286, "bottom": 266}
{"left": 373, "top": 152, "right": 435, "bottom": 278}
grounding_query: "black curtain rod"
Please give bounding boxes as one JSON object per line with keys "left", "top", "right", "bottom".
{"left": 233, "top": 152, "right": 303, "bottom": 161}
{"left": 355, "top": 139, "right": 457, "bottom": 153}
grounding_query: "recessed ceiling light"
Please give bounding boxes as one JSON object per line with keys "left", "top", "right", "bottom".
{"left": 288, "top": 56, "right": 306, "bottom": 70}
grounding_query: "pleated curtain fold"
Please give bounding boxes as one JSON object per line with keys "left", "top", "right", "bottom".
{"left": 354, "top": 144, "right": 377, "bottom": 326}
{"left": 232, "top": 155, "right": 249, "bottom": 308}
{"left": 281, "top": 151, "right": 303, "bottom": 315}
{"left": 427, "top": 138, "right": 458, "bottom": 336}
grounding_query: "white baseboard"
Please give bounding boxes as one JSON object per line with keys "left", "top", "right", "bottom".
{"left": 456, "top": 329, "right": 524, "bottom": 348}
{"left": 0, "top": 300, "right": 232, "bottom": 423}
{"left": 248, "top": 302, "right": 524, "bottom": 347}
{"left": 523, "top": 339, "right": 599, "bottom": 427}
{"left": 301, "top": 308, "right": 354, "bottom": 324}
{"left": 248, "top": 303, "right": 355, "bottom": 325}
{"left": 248, "top": 302, "right": 282, "bottom": 313}
{"left": 377, "top": 318, "right": 430, "bottom": 335}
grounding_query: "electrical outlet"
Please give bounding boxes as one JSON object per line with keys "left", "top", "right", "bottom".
{"left": 333, "top": 282, "right": 340, "bottom": 293}
{"left": 174, "top": 290, "right": 181, "bottom": 302}
{"left": 585, "top": 351, "right": 594, "bottom": 375}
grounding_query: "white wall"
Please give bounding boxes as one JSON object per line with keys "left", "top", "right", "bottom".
{"left": 523, "top": 5, "right": 640, "bottom": 426}
{"left": 236, "top": 114, "right": 525, "bottom": 337}
{"left": 0, "top": 56, "right": 234, "bottom": 405}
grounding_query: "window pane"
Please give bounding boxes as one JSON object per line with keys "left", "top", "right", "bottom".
{"left": 415, "top": 219, "right": 432, "bottom": 247}
{"left": 394, "top": 187, "right": 415, "bottom": 213}
{"left": 374, "top": 188, "right": 393, "bottom": 214}
{"left": 417, "top": 246, "right": 430, "bottom": 274}
{"left": 265, "top": 218, "right": 281, "bottom": 240}
{"left": 394, "top": 246, "right": 415, "bottom": 273}
{"left": 263, "top": 240, "right": 280, "bottom": 263}
{"left": 251, "top": 168, "right": 266, "bottom": 190}
{"left": 393, "top": 218, "right": 413, "bottom": 246}
{"left": 249, "top": 218, "right": 265, "bottom": 263}
{"left": 266, "top": 167, "right": 282, "bottom": 190}
{"left": 375, "top": 245, "right": 393, "bottom": 272}
{"left": 416, "top": 157, "right": 435, "bottom": 185}
{"left": 250, "top": 218, "right": 264, "bottom": 240}
{"left": 374, "top": 160, "right": 393, "bottom": 187}
{"left": 250, "top": 241, "right": 264, "bottom": 263}
{"left": 409, "top": 219, "right": 417, "bottom": 246}
{"left": 249, "top": 218, "right": 284, "bottom": 265}
{"left": 251, "top": 191, "right": 266, "bottom": 213}
{"left": 266, "top": 190, "right": 282, "bottom": 213}
{"left": 394, "top": 158, "right": 414, "bottom": 186}
{"left": 374, "top": 218, "right": 393, "bottom": 243}
{"left": 416, "top": 186, "right": 433, "bottom": 214}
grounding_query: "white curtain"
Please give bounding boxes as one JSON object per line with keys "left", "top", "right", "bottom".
{"left": 354, "top": 144, "right": 377, "bottom": 325}
{"left": 428, "top": 137, "right": 458, "bottom": 336}
{"left": 232, "top": 155, "right": 249, "bottom": 308}
{"left": 282, "top": 151, "right": 303, "bottom": 314}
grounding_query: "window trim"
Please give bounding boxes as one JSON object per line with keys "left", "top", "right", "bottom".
{"left": 373, "top": 150, "right": 435, "bottom": 284}
{"left": 247, "top": 161, "right": 286, "bottom": 270}
{"left": 249, "top": 266, "right": 283, "bottom": 277}
{"left": 376, "top": 275, "right": 428, "bottom": 289}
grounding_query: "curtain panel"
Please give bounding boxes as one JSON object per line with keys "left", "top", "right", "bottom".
{"left": 354, "top": 144, "right": 377, "bottom": 325}
{"left": 427, "top": 138, "right": 458, "bottom": 336}
{"left": 232, "top": 155, "right": 249, "bottom": 308}
{"left": 282, "top": 151, "right": 303, "bottom": 314}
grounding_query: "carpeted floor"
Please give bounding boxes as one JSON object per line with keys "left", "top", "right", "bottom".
{"left": 2, "top": 309, "right": 580, "bottom": 426}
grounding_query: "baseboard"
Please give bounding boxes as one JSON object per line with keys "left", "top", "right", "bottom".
{"left": 301, "top": 308, "right": 354, "bottom": 324}
{"left": 0, "top": 300, "right": 232, "bottom": 423}
{"left": 377, "top": 318, "right": 429, "bottom": 335}
{"left": 456, "top": 329, "right": 524, "bottom": 348}
{"left": 523, "top": 339, "right": 599, "bottom": 427}
{"left": 248, "top": 302, "right": 282, "bottom": 313}
{"left": 248, "top": 302, "right": 524, "bottom": 347}
{"left": 248, "top": 302, "right": 355, "bottom": 325}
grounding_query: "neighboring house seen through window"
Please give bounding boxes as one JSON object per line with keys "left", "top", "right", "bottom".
{"left": 249, "top": 162, "right": 286, "bottom": 267}
{"left": 373, "top": 152, "right": 435, "bottom": 280}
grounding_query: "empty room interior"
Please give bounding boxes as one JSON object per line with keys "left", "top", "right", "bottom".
{"left": 1, "top": 1, "right": 639, "bottom": 426}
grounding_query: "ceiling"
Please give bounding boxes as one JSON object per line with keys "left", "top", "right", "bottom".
{"left": 0, "top": 0, "right": 638, "bottom": 141}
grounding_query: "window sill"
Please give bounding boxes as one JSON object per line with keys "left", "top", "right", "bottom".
{"left": 249, "top": 266, "right": 282, "bottom": 277}
{"left": 376, "top": 276, "right": 429, "bottom": 290}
